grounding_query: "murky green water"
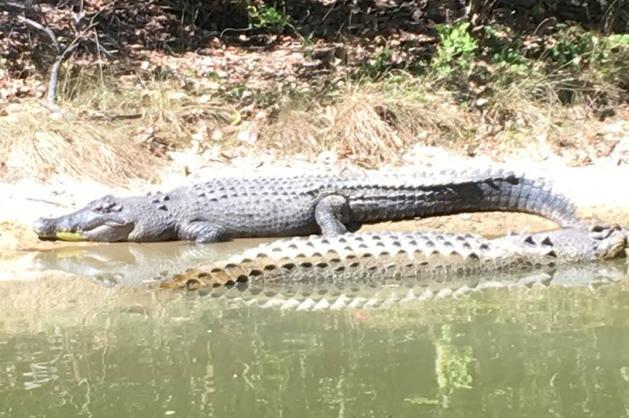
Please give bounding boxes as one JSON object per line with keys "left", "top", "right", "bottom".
{"left": 2, "top": 275, "right": 629, "bottom": 418}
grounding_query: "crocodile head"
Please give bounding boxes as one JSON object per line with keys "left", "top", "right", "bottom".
{"left": 588, "top": 223, "right": 628, "bottom": 259}
{"left": 509, "top": 223, "right": 628, "bottom": 261}
{"left": 33, "top": 195, "right": 175, "bottom": 242}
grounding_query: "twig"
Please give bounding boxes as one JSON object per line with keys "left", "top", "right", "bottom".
{"left": 85, "top": 111, "right": 143, "bottom": 121}
{"left": 18, "top": 2, "right": 109, "bottom": 108}
{"left": 17, "top": 15, "right": 60, "bottom": 52}
{"left": 25, "top": 198, "right": 74, "bottom": 208}
{"left": 47, "top": 42, "right": 80, "bottom": 107}
{"left": 17, "top": 14, "right": 76, "bottom": 107}
{"left": 220, "top": 26, "right": 253, "bottom": 39}
{"left": 2, "top": 1, "right": 29, "bottom": 13}
{"left": 94, "top": 28, "right": 105, "bottom": 87}
{"left": 601, "top": 0, "right": 620, "bottom": 33}
{"left": 533, "top": 17, "right": 555, "bottom": 36}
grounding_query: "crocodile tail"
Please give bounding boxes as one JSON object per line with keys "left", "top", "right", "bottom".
{"left": 348, "top": 168, "right": 580, "bottom": 227}
{"left": 497, "top": 172, "right": 579, "bottom": 227}
{"left": 424, "top": 168, "right": 580, "bottom": 227}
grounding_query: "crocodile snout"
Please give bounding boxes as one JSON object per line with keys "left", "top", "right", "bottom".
{"left": 33, "top": 216, "right": 76, "bottom": 239}
{"left": 33, "top": 217, "right": 56, "bottom": 237}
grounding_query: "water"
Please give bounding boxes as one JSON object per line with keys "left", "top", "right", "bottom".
{"left": 2, "top": 271, "right": 629, "bottom": 418}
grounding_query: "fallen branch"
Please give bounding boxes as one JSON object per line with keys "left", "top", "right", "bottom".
{"left": 17, "top": 4, "right": 106, "bottom": 108}
{"left": 25, "top": 198, "right": 74, "bottom": 209}
{"left": 17, "top": 15, "right": 60, "bottom": 52}
{"left": 84, "top": 111, "right": 143, "bottom": 121}
{"left": 17, "top": 14, "right": 73, "bottom": 108}
{"left": 46, "top": 42, "right": 80, "bottom": 107}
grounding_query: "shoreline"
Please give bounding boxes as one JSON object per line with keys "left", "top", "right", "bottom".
{"left": 1, "top": 150, "right": 628, "bottom": 282}
{"left": 1, "top": 149, "right": 628, "bottom": 256}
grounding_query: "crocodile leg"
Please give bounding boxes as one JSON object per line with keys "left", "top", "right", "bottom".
{"left": 314, "top": 195, "right": 351, "bottom": 235}
{"left": 178, "top": 221, "right": 228, "bottom": 243}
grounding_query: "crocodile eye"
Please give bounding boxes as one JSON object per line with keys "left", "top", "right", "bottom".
{"left": 101, "top": 199, "right": 123, "bottom": 212}
{"left": 93, "top": 201, "right": 122, "bottom": 213}
{"left": 91, "top": 195, "right": 119, "bottom": 212}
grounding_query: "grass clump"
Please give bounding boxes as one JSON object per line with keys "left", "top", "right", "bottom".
{"left": 428, "top": 21, "right": 629, "bottom": 105}
{"left": 0, "top": 101, "right": 160, "bottom": 184}
{"left": 358, "top": 48, "right": 395, "bottom": 79}
{"left": 0, "top": 67, "right": 239, "bottom": 183}
{"left": 259, "top": 76, "right": 472, "bottom": 166}
{"left": 255, "top": 20, "right": 629, "bottom": 165}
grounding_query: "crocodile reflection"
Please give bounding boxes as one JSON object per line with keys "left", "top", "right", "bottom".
{"left": 32, "top": 239, "right": 272, "bottom": 286}
{"left": 30, "top": 229, "right": 629, "bottom": 310}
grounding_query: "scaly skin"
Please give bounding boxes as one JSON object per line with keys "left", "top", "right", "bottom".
{"left": 32, "top": 167, "right": 578, "bottom": 243}
{"left": 161, "top": 225, "right": 628, "bottom": 296}
{"left": 164, "top": 260, "right": 628, "bottom": 311}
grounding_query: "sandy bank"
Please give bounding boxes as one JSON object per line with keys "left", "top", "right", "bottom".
{"left": 0, "top": 148, "right": 628, "bottom": 262}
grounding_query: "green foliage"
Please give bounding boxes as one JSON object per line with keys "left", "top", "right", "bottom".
{"left": 483, "top": 26, "right": 527, "bottom": 67}
{"left": 541, "top": 25, "right": 629, "bottom": 91}
{"left": 358, "top": 48, "right": 394, "bottom": 79}
{"left": 431, "top": 22, "right": 478, "bottom": 77}
{"left": 545, "top": 26, "right": 627, "bottom": 68}
{"left": 481, "top": 25, "right": 537, "bottom": 87}
{"left": 247, "top": 3, "right": 294, "bottom": 34}
{"left": 591, "top": 33, "right": 629, "bottom": 88}
{"left": 547, "top": 25, "right": 600, "bottom": 67}
{"left": 606, "top": 34, "right": 629, "bottom": 48}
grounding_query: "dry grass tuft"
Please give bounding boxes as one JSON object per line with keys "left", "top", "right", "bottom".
{"left": 260, "top": 69, "right": 626, "bottom": 165}
{"left": 2, "top": 60, "right": 623, "bottom": 181}
{"left": 479, "top": 70, "right": 560, "bottom": 151}
{"left": 0, "top": 101, "right": 160, "bottom": 184}
{"left": 260, "top": 77, "right": 473, "bottom": 166}
{"left": 64, "top": 75, "right": 237, "bottom": 149}
{"left": 0, "top": 72, "right": 239, "bottom": 184}
{"left": 321, "top": 87, "right": 415, "bottom": 163}
{"left": 480, "top": 67, "right": 625, "bottom": 160}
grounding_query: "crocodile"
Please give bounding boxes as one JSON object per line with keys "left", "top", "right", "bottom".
{"left": 32, "top": 167, "right": 579, "bottom": 243}
{"left": 25, "top": 225, "right": 628, "bottom": 311}
{"left": 161, "top": 225, "right": 628, "bottom": 304}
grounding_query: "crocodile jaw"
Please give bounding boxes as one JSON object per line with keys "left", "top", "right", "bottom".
{"left": 54, "top": 231, "right": 88, "bottom": 241}
{"left": 33, "top": 216, "right": 135, "bottom": 242}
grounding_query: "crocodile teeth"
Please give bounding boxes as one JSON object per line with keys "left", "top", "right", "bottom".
{"left": 381, "top": 297, "right": 399, "bottom": 308}
{"left": 363, "top": 297, "right": 383, "bottom": 309}
{"left": 479, "top": 281, "right": 505, "bottom": 289}
{"left": 453, "top": 286, "right": 474, "bottom": 298}
{"left": 400, "top": 289, "right": 419, "bottom": 304}
{"left": 517, "top": 273, "right": 551, "bottom": 288}
{"left": 348, "top": 297, "right": 367, "bottom": 309}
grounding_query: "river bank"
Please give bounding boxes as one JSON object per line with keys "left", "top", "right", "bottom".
{"left": 1, "top": 146, "right": 628, "bottom": 262}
